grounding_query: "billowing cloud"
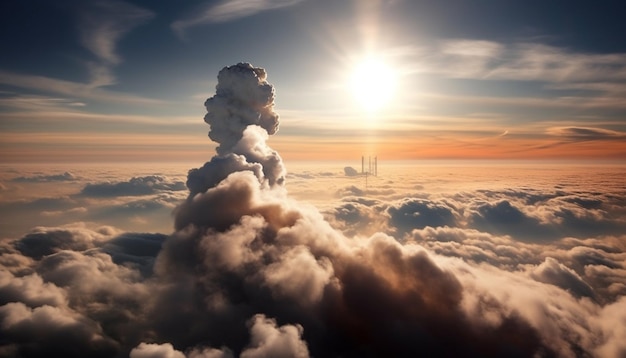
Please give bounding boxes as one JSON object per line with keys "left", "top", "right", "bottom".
{"left": 0, "top": 302, "right": 119, "bottom": 357}
{"left": 128, "top": 314, "right": 307, "bottom": 358}
{"left": 1, "top": 64, "right": 626, "bottom": 358}
{"left": 530, "top": 257, "right": 595, "bottom": 299}
{"left": 186, "top": 62, "right": 285, "bottom": 196}
{"left": 240, "top": 314, "right": 309, "bottom": 358}
{"left": 387, "top": 198, "right": 458, "bottom": 234}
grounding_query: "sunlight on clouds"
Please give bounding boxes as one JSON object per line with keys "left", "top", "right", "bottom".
{"left": 2, "top": 60, "right": 626, "bottom": 357}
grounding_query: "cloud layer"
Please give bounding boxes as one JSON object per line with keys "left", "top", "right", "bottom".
{"left": 1, "top": 64, "right": 625, "bottom": 357}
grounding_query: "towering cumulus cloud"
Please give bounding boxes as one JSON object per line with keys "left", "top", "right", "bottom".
{"left": 160, "top": 63, "right": 552, "bottom": 357}
{"left": 2, "top": 63, "right": 625, "bottom": 357}
{"left": 186, "top": 63, "right": 285, "bottom": 199}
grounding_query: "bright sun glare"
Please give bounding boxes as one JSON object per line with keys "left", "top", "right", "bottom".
{"left": 349, "top": 57, "right": 396, "bottom": 112}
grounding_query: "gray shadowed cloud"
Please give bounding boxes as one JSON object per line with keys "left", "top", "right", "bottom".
{"left": 0, "top": 175, "right": 186, "bottom": 238}
{"left": 466, "top": 193, "right": 626, "bottom": 241}
{"left": 12, "top": 172, "right": 78, "bottom": 183}
{"left": 469, "top": 200, "right": 556, "bottom": 241}
{"left": 86, "top": 196, "right": 177, "bottom": 229}
{"left": 335, "top": 185, "right": 396, "bottom": 197}
{"left": 409, "top": 225, "right": 626, "bottom": 304}
{"left": 14, "top": 227, "right": 99, "bottom": 260}
{"left": 0, "top": 302, "right": 119, "bottom": 357}
{"left": 1, "top": 197, "right": 77, "bottom": 213}
{"left": 343, "top": 166, "right": 359, "bottom": 176}
{"left": 328, "top": 198, "right": 386, "bottom": 237}
{"left": 386, "top": 198, "right": 458, "bottom": 235}
{"left": 80, "top": 175, "right": 186, "bottom": 197}
{"left": 100, "top": 232, "right": 168, "bottom": 276}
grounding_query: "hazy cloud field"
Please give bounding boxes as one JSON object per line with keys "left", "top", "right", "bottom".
{"left": 1, "top": 63, "right": 625, "bottom": 357}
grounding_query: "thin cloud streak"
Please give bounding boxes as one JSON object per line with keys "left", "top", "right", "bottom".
{"left": 77, "top": 0, "right": 154, "bottom": 66}
{"left": 547, "top": 127, "right": 626, "bottom": 141}
{"left": 0, "top": 71, "right": 164, "bottom": 105}
{"left": 0, "top": 110, "right": 199, "bottom": 128}
{"left": 396, "top": 39, "right": 626, "bottom": 113}
{"left": 421, "top": 91, "right": 626, "bottom": 110}
{"left": 172, "top": 0, "right": 304, "bottom": 38}
{"left": 407, "top": 40, "right": 626, "bottom": 83}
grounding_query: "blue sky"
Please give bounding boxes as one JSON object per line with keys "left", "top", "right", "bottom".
{"left": 1, "top": 0, "right": 626, "bottom": 161}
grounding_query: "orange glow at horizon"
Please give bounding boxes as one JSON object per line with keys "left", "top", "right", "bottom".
{"left": 2, "top": 132, "right": 626, "bottom": 163}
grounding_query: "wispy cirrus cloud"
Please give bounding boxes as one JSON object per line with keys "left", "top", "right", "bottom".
{"left": 77, "top": 0, "right": 154, "bottom": 66}
{"left": 548, "top": 127, "right": 626, "bottom": 140}
{"left": 370, "top": 40, "right": 626, "bottom": 116}
{"left": 72, "top": 0, "right": 154, "bottom": 90}
{"left": 547, "top": 126, "right": 626, "bottom": 141}
{"left": 409, "top": 40, "right": 626, "bottom": 84}
{"left": 0, "top": 71, "right": 163, "bottom": 105}
{"left": 172, "top": 0, "right": 305, "bottom": 38}
{"left": 0, "top": 94, "right": 86, "bottom": 111}
{"left": 0, "top": 1, "right": 155, "bottom": 107}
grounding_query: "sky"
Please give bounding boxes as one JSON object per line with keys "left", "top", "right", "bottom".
{"left": 1, "top": 58, "right": 625, "bottom": 358}
{"left": 1, "top": 0, "right": 626, "bottom": 162}
{"left": 1, "top": 2, "right": 626, "bottom": 357}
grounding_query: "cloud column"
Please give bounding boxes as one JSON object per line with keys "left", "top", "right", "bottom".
{"left": 186, "top": 63, "right": 285, "bottom": 198}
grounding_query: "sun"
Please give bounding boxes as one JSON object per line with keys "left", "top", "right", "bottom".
{"left": 349, "top": 56, "right": 396, "bottom": 112}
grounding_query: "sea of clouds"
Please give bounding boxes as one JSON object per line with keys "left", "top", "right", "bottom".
{"left": 1, "top": 63, "right": 625, "bottom": 357}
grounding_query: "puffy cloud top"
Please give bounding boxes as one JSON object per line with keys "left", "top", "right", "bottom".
{"left": 205, "top": 63, "right": 279, "bottom": 154}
